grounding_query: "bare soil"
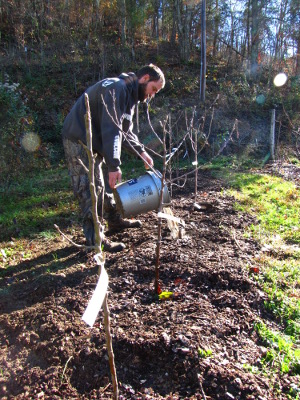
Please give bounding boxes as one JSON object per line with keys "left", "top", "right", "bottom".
{"left": 0, "top": 167, "right": 299, "bottom": 400}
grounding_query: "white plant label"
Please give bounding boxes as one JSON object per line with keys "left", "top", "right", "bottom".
{"left": 82, "top": 268, "right": 109, "bottom": 327}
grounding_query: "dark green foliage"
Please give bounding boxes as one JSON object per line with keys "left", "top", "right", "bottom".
{"left": 0, "top": 77, "right": 45, "bottom": 186}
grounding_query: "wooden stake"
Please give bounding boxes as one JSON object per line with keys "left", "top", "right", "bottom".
{"left": 84, "top": 93, "right": 119, "bottom": 399}
{"left": 270, "top": 108, "right": 276, "bottom": 160}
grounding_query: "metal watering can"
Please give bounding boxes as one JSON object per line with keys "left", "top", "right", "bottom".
{"left": 113, "top": 170, "right": 171, "bottom": 218}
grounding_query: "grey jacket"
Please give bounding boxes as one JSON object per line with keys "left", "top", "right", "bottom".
{"left": 62, "top": 72, "right": 145, "bottom": 172}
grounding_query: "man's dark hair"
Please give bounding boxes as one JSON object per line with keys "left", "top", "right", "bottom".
{"left": 137, "top": 64, "right": 165, "bottom": 88}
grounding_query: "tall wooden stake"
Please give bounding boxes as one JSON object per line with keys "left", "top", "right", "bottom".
{"left": 194, "top": 128, "right": 198, "bottom": 203}
{"left": 270, "top": 109, "right": 276, "bottom": 160}
{"left": 84, "top": 94, "right": 119, "bottom": 399}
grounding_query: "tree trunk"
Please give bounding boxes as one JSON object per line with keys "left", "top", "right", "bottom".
{"left": 250, "top": 0, "right": 261, "bottom": 78}
{"left": 170, "top": 1, "right": 177, "bottom": 45}
{"left": 161, "top": 0, "right": 167, "bottom": 40}
{"left": 119, "top": 0, "right": 126, "bottom": 45}
{"left": 274, "top": 0, "right": 288, "bottom": 60}
{"left": 200, "top": 0, "right": 206, "bottom": 102}
{"left": 250, "top": 0, "right": 259, "bottom": 73}
{"left": 152, "top": 0, "right": 160, "bottom": 41}
{"left": 246, "top": 0, "right": 251, "bottom": 61}
{"left": 212, "top": 0, "right": 219, "bottom": 57}
{"left": 176, "top": 0, "right": 193, "bottom": 62}
{"left": 296, "top": 34, "right": 300, "bottom": 75}
{"left": 227, "top": 8, "right": 235, "bottom": 65}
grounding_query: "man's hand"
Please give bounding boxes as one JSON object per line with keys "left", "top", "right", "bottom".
{"left": 109, "top": 170, "right": 122, "bottom": 189}
{"left": 140, "top": 151, "right": 154, "bottom": 170}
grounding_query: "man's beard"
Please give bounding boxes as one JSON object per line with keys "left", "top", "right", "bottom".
{"left": 138, "top": 83, "right": 148, "bottom": 102}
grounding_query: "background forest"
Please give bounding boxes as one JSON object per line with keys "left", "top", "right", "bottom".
{"left": 0, "top": 0, "right": 300, "bottom": 185}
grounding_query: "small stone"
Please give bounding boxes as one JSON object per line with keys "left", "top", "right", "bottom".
{"left": 225, "top": 392, "right": 235, "bottom": 400}
{"left": 234, "top": 377, "right": 242, "bottom": 388}
{"left": 178, "top": 347, "right": 190, "bottom": 354}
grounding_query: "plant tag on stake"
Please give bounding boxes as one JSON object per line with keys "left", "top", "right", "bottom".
{"left": 82, "top": 267, "right": 109, "bottom": 327}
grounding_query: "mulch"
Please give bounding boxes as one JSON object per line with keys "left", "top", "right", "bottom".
{"left": 0, "top": 166, "right": 299, "bottom": 399}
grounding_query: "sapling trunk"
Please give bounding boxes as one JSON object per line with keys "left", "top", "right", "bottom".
{"left": 155, "top": 207, "right": 162, "bottom": 294}
{"left": 194, "top": 127, "right": 198, "bottom": 203}
{"left": 155, "top": 120, "right": 168, "bottom": 294}
{"left": 168, "top": 113, "right": 173, "bottom": 197}
{"left": 84, "top": 94, "right": 119, "bottom": 399}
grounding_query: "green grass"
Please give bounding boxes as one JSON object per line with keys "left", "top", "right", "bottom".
{"left": 0, "top": 243, "right": 33, "bottom": 267}
{"left": 254, "top": 321, "right": 300, "bottom": 375}
{"left": 220, "top": 168, "right": 300, "bottom": 378}
{"left": 0, "top": 165, "right": 77, "bottom": 241}
{"left": 257, "top": 256, "right": 300, "bottom": 337}
{"left": 224, "top": 173, "right": 299, "bottom": 244}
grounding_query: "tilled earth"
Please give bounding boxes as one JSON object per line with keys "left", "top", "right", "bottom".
{"left": 0, "top": 169, "right": 299, "bottom": 399}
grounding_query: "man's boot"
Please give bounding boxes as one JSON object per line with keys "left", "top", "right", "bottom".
{"left": 83, "top": 215, "right": 95, "bottom": 247}
{"left": 107, "top": 214, "right": 142, "bottom": 233}
{"left": 83, "top": 214, "right": 125, "bottom": 252}
{"left": 102, "top": 238, "right": 126, "bottom": 253}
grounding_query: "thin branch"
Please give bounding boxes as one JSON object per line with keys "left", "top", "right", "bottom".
{"left": 54, "top": 224, "right": 93, "bottom": 249}
{"left": 165, "top": 129, "right": 191, "bottom": 165}
{"left": 170, "top": 175, "right": 188, "bottom": 189}
{"left": 145, "top": 100, "right": 163, "bottom": 144}
{"left": 100, "top": 92, "right": 162, "bottom": 176}
{"left": 141, "top": 144, "right": 163, "bottom": 159}
{"left": 76, "top": 156, "right": 89, "bottom": 173}
{"left": 61, "top": 356, "right": 73, "bottom": 383}
{"left": 170, "top": 119, "right": 238, "bottom": 184}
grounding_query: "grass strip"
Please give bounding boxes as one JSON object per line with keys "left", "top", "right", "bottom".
{"left": 220, "top": 169, "right": 299, "bottom": 378}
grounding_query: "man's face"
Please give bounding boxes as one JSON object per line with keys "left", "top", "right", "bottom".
{"left": 138, "top": 78, "right": 163, "bottom": 103}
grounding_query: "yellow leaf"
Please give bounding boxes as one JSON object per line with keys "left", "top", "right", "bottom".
{"left": 158, "top": 291, "right": 173, "bottom": 300}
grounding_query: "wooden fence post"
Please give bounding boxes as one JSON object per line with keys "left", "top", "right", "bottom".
{"left": 270, "top": 109, "right": 276, "bottom": 160}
